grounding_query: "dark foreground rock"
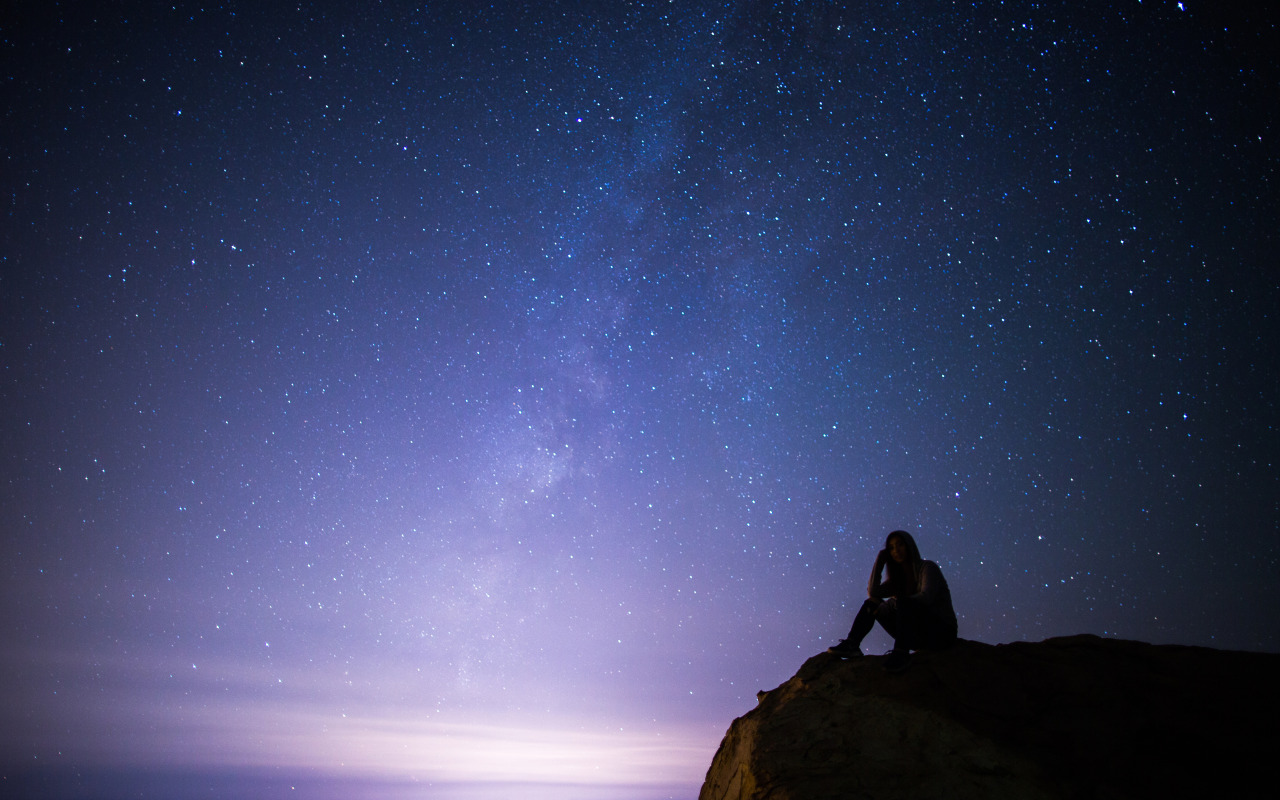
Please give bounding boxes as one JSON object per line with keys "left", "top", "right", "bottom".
{"left": 700, "top": 635, "right": 1280, "bottom": 800}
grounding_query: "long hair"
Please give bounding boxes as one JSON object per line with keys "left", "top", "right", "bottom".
{"left": 884, "top": 529, "right": 924, "bottom": 594}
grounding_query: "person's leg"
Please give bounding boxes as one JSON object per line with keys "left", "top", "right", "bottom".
{"left": 884, "top": 598, "right": 921, "bottom": 672}
{"left": 873, "top": 599, "right": 899, "bottom": 640}
{"left": 884, "top": 599, "right": 955, "bottom": 671}
{"left": 829, "top": 599, "right": 881, "bottom": 655}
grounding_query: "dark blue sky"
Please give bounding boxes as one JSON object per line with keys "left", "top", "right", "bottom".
{"left": 3, "top": 1, "right": 1276, "bottom": 796}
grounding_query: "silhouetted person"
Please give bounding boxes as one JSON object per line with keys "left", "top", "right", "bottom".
{"left": 828, "top": 529, "right": 957, "bottom": 672}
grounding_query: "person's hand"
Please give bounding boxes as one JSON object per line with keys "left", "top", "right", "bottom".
{"left": 874, "top": 548, "right": 888, "bottom": 568}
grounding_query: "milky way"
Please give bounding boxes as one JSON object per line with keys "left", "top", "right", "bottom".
{"left": 2, "top": 1, "right": 1276, "bottom": 796}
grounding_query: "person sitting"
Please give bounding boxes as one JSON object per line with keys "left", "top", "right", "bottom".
{"left": 828, "top": 529, "right": 957, "bottom": 672}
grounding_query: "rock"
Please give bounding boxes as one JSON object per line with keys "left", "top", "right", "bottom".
{"left": 699, "top": 635, "right": 1280, "bottom": 800}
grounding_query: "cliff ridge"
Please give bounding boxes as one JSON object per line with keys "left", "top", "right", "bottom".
{"left": 700, "top": 635, "right": 1280, "bottom": 800}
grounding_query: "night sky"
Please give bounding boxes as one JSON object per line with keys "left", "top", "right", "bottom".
{"left": 3, "top": 1, "right": 1277, "bottom": 797}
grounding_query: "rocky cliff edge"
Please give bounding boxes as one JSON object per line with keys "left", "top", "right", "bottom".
{"left": 700, "top": 635, "right": 1280, "bottom": 800}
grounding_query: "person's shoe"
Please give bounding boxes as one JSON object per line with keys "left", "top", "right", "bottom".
{"left": 884, "top": 649, "right": 911, "bottom": 673}
{"left": 827, "top": 639, "right": 863, "bottom": 657}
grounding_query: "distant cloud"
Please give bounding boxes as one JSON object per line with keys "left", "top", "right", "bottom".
{"left": 4, "top": 642, "right": 711, "bottom": 786}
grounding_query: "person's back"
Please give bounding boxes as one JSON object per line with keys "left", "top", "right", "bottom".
{"left": 916, "top": 558, "right": 957, "bottom": 639}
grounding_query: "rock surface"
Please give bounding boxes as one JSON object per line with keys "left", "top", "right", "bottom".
{"left": 699, "top": 635, "right": 1280, "bottom": 800}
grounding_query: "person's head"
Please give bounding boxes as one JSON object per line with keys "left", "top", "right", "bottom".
{"left": 885, "top": 530, "right": 921, "bottom": 567}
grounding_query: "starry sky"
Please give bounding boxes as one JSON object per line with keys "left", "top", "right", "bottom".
{"left": 2, "top": 1, "right": 1277, "bottom": 797}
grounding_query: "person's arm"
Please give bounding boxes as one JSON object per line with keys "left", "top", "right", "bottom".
{"left": 867, "top": 549, "right": 888, "bottom": 598}
{"left": 908, "top": 561, "right": 942, "bottom": 604}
